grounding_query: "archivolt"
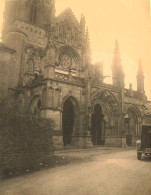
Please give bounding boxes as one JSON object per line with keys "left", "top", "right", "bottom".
{"left": 92, "top": 90, "right": 120, "bottom": 113}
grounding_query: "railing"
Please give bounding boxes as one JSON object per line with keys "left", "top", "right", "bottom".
{"left": 124, "top": 89, "right": 142, "bottom": 98}
{"left": 55, "top": 72, "right": 85, "bottom": 85}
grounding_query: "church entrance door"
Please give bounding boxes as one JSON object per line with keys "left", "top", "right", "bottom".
{"left": 91, "top": 104, "right": 104, "bottom": 145}
{"left": 62, "top": 99, "right": 74, "bottom": 146}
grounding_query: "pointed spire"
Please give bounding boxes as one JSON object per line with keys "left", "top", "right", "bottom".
{"left": 80, "top": 14, "right": 85, "bottom": 39}
{"left": 138, "top": 58, "right": 143, "bottom": 75}
{"left": 112, "top": 40, "right": 125, "bottom": 87}
{"left": 137, "top": 58, "right": 144, "bottom": 92}
{"left": 80, "top": 14, "right": 85, "bottom": 29}
{"left": 114, "top": 40, "right": 120, "bottom": 55}
{"left": 112, "top": 40, "right": 122, "bottom": 68}
{"left": 85, "top": 27, "right": 91, "bottom": 64}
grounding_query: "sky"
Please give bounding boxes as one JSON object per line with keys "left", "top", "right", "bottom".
{"left": 0, "top": 0, "right": 151, "bottom": 99}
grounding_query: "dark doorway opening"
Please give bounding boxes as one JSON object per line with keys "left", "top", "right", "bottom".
{"left": 62, "top": 99, "right": 74, "bottom": 146}
{"left": 91, "top": 104, "right": 104, "bottom": 145}
{"left": 126, "top": 135, "right": 132, "bottom": 146}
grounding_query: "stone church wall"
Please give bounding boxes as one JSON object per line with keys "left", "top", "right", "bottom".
{"left": 0, "top": 114, "right": 53, "bottom": 179}
{"left": 0, "top": 50, "right": 12, "bottom": 98}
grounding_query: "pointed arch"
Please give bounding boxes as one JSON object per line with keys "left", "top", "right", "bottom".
{"left": 92, "top": 89, "right": 120, "bottom": 113}
{"left": 91, "top": 90, "right": 120, "bottom": 137}
{"left": 29, "top": 95, "right": 41, "bottom": 116}
{"left": 61, "top": 95, "right": 80, "bottom": 111}
{"left": 127, "top": 105, "right": 142, "bottom": 120}
{"left": 125, "top": 105, "right": 142, "bottom": 144}
{"left": 62, "top": 95, "right": 80, "bottom": 143}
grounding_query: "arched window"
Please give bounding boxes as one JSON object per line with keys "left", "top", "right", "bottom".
{"left": 30, "top": 96, "right": 41, "bottom": 117}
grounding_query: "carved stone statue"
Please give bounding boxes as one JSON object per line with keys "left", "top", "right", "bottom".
{"left": 24, "top": 48, "right": 34, "bottom": 73}
{"left": 44, "top": 37, "right": 57, "bottom": 65}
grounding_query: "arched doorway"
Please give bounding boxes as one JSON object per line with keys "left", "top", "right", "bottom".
{"left": 91, "top": 104, "right": 104, "bottom": 145}
{"left": 62, "top": 99, "right": 74, "bottom": 146}
{"left": 125, "top": 106, "right": 141, "bottom": 146}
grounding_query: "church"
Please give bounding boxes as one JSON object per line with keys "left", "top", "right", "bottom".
{"left": 0, "top": 0, "right": 150, "bottom": 148}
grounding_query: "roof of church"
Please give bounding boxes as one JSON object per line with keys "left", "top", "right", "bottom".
{"left": 56, "top": 8, "right": 79, "bottom": 25}
{"left": 0, "top": 42, "right": 16, "bottom": 54}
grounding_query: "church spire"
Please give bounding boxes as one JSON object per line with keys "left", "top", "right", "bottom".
{"left": 112, "top": 40, "right": 125, "bottom": 87}
{"left": 137, "top": 59, "right": 144, "bottom": 92}
{"left": 80, "top": 14, "right": 85, "bottom": 35}
{"left": 85, "top": 27, "right": 91, "bottom": 64}
{"left": 138, "top": 59, "right": 143, "bottom": 75}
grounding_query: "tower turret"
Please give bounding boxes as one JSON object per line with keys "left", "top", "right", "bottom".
{"left": 112, "top": 40, "right": 125, "bottom": 87}
{"left": 137, "top": 59, "right": 144, "bottom": 92}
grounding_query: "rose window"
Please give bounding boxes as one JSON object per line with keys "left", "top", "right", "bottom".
{"left": 59, "top": 54, "right": 72, "bottom": 69}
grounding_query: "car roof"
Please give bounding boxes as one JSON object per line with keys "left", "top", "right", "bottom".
{"left": 142, "top": 124, "right": 151, "bottom": 127}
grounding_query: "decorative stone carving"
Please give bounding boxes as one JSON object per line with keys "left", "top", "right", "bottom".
{"left": 46, "top": 81, "right": 61, "bottom": 91}
{"left": 59, "top": 54, "right": 72, "bottom": 69}
{"left": 30, "top": 96, "right": 41, "bottom": 117}
{"left": 34, "top": 52, "right": 41, "bottom": 73}
{"left": 44, "top": 37, "right": 57, "bottom": 65}
{"left": 24, "top": 47, "right": 45, "bottom": 76}
{"left": 24, "top": 48, "right": 34, "bottom": 73}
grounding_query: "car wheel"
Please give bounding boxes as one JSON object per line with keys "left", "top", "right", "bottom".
{"left": 137, "top": 152, "right": 141, "bottom": 160}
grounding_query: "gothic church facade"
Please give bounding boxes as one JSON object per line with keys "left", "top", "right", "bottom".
{"left": 0, "top": 0, "right": 150, "bottom": 148}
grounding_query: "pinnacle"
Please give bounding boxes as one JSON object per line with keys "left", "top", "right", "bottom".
{"left": 138, "top": 59, "right": 143, "bottom": 75}
{"left": 80, "top": 14, "right": 85, "bottom": 26}
{"left": 114, "top": 39, "right": 120, "bottom": 55}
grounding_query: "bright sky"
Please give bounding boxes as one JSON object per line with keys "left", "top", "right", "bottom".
{"left": 0, "top": 0, "right": 151, "bottom": 99}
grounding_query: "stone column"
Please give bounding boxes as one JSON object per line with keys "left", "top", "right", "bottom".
{"left": 41, "top": 81, "right": 63, "bottom": 148}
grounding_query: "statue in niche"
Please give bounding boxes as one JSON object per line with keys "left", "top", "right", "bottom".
{"left": 31, "top": 97, "right": 41, "bottom": 117}
{"left": 24, "top": 48, "right": 34, "bottom": 73}
{"left": 44, "top": 37, "right": 57, "bottom": 65}
{"left": 34, "top": 51, "right": 41, "bottom": 73}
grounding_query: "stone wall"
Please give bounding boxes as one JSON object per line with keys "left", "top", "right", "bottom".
{"left": 0, "top": 115, "right": 53, "bottom": 179}
{"left": 0, "top": 50, "right": 12, "bottom": 98}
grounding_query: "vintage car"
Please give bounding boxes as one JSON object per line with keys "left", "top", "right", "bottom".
{"left": 136, "top": 124, "right": 151, "bottom": 160}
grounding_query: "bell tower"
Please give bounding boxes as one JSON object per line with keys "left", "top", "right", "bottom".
{"left": 3, "top": 0, "right": 55, "bottom": 33}
{"left": 2, "top": 0, "right": 55, "bottom": 88}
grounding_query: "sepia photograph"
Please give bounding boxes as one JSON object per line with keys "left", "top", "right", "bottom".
{"left": 0, "top": 0, "right": 151, "bottom": 194}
